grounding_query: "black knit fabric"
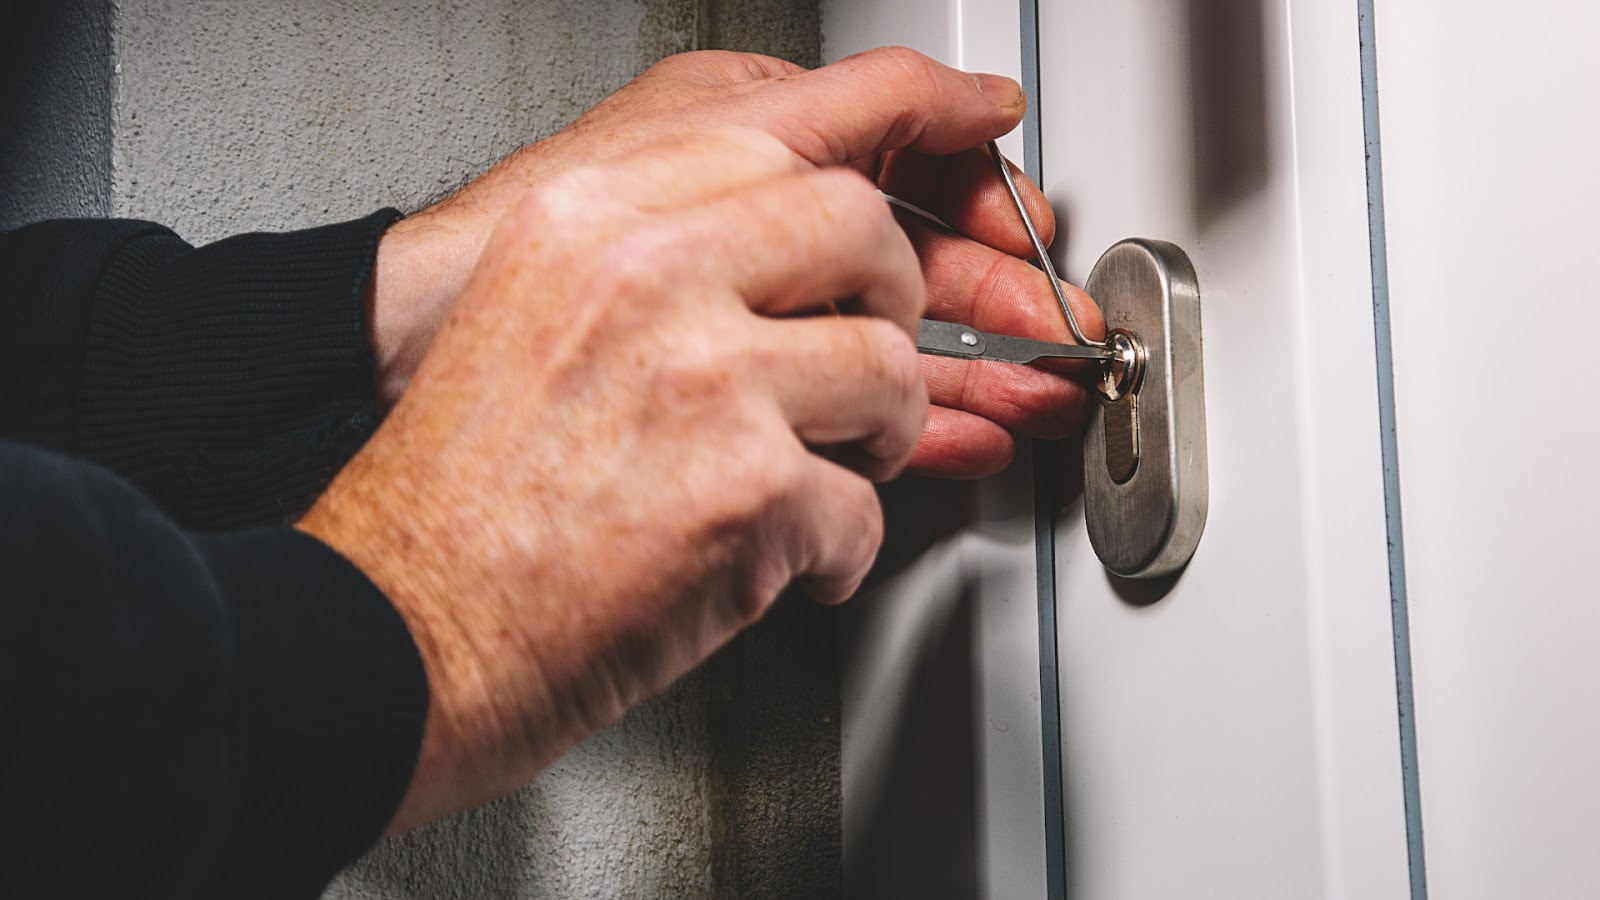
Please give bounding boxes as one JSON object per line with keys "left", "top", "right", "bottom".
{"left": 0, "top": 213, "right": 428, "bottom": 899}
{"left": 0, "top": 218, "right": 163, "bottom": 453}
{"left": 192, "top": 526, "right": 428, "bottom": 900}
{"left": 74, "top": 212, "right": 400, "bottom": 529}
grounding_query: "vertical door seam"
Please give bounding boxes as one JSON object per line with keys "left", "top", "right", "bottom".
{"left": 1356, "top": 2, "right": 1429, "bottom": 896}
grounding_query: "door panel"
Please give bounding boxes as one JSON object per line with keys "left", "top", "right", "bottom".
{"left": 1375, "top": 4, "right": 1600, "bottom": 896}
{"left": 826, "top": 1, "right": 1414, "bottom": 897}
{"left": 824, "top": 6, "right": 1052, "bottom": 897}
{"left": 1041, "top": 1, "right": 1410, "bottom": 896}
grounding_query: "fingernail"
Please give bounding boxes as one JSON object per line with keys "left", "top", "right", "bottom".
{"left": 971, "top": 73, "right": 1025, "bottom": 114}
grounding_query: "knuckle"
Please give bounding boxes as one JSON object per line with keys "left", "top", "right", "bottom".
{"left": 868, "top": 45, "right": 938, "bottom": 81}
{"left": 709, "top": 449, "right": 801, "bottom": 624}
{"left": 861, "top": 317, "right": 924, "bottom": 400}
{"left": 584, "top": 221, "right": 688, "bottom": 299}
{"left": 810, "top": 165, "right": 879, "bottom": 203}
{"left": 650, "top": 336, "right": 747, "bottom": 410}
{"left": 646, "top": 51, "right": 692, "bottom": 73}
{"left": 764, "top": 439, "right": 811, "bottom": 505}
{"left": 512, "top": 167, "right": 604, "bottom": 231}
{"left": 831, "top": 476, "right": 886, "bottom": 595}
{"left": 890, "top": 341, "right": 928, "bottom": 413}
{"left": 649, "top": 49, "right": 761, "bottom": 81}
{"left": 729, "top": 576, "right": 777, "bottom": 628}
{"left": 806, "top": 168, "right": 892, "bottom": 232}
{"left": 857, "top": 47, "right": 944, "bottom": 146}
{"left": 717, "top": 443, "right": 807, "bottom": 565}
{"left": 644, "top": 50, "right": 709, "bottom": 77}
{"left": 856, "top": 485, "right": 887, "bottom": 558}
{"left": 583, "top": 240, "right": 661, "bottom": 303}
{"left": 870, "top": 313, "right": 921, "bottom": 369}
{"left": 703, "top": 125, "right": 803, "bottom": 171}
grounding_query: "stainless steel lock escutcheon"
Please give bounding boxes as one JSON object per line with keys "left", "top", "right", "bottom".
{"left": 1083, "top": 239, "right": 1209, "bottom": 579}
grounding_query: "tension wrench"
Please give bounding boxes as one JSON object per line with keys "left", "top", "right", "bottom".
{"left": 915, "top": 319, "right": 1108, "bottom": 364}
{"left": 904, "top": 140, "right": 1111, "bottom": 365}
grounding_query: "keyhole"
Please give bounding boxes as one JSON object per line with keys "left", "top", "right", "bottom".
{"left": 1098, "top": 330, "right": 1145, "bottom": 402}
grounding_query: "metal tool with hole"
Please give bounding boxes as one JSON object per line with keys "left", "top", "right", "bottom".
{"left": 915, "top": 319, "right": 1112, "bottom": 364}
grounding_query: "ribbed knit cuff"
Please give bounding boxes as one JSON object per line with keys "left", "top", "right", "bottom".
{"left": 190, "top": 526, "right": 428, "bottom": 900}
{"left": 76, "top": 209, "right": 403, "bottom": 530}
{"left": 0, "top": 219, "right": 171, "bottom": 452}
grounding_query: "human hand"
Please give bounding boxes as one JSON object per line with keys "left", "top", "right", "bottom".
{"left": 371, "top": 47, "right": 1103, "bottom": 476}
{"left": 302, "top": 127, "right": 931, "bottom": 831}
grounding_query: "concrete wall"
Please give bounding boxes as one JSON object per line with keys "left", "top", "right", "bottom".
{"left": 113, "top": 0, "right": 694, "bottom": 244}
{"left": 110, "top": 0, "right": 820, "bottom": 247}
{"left": 3, "top": 2, "right": 832, "bottom": 897}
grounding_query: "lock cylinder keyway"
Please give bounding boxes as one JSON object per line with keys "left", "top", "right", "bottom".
{"left": 1082, "top": 239, "right": 1209, "bottom": 580}
{"left": 1096, "top": 329, "right": 1146, "bottom": 486}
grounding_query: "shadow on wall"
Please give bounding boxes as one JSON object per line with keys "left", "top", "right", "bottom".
{"left": 841, "top": 476, "right": 980, "bottom": 900}
{"left": 843, "top": 583, "right": 977, "bottom": 900}
{"left": 1186, "top": 0, "right": 1270, "bottom": 229}
{"left": 706, "top": 592, "right": 843, "bottom": 900}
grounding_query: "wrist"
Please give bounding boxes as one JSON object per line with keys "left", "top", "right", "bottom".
{"left": 369, "top": 208, "right": 486, "bottom": 407}
{"left": 295, "top": 443, "right": 573, "bottom": 832}
{"left": 295, "top": 479, "right": 478, "bottom": 832}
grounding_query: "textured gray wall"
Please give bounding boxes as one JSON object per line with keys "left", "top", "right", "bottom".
{"left": 333, "top": 677, "right": 717, "bottom": 898}
{"left": 112, "top": 0, "right": 699, "bottom": 244}
{"left": 1, "top": 1, "right": 831, "bottom": 897}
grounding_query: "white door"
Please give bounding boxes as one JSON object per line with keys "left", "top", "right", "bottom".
{"left": 1371, "top": 4, "right": 1600, "bottom": 898}
{"left": 1039, "top": 1, "right": 1411, "bottom": 896}
{"left": 827, "top": 2, "right": 1599, "bottom": 898}
{"left": 827, "top": 1, "right": 1410, "bottom": 896}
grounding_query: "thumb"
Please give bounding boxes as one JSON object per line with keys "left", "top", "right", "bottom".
{"left": 738, "top": 46, "right": 1025, "bottom": 165}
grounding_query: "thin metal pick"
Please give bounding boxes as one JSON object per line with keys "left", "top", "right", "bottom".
{"left": 985, "top": 140, "right": 1097, "bottom": 348}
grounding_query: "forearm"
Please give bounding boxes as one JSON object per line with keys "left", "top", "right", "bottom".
{"left": 0, "top": 440, "right": 427, "bottom": 899}
{"left": 0, "top": 212, "right": 400, "bottom": 529}
{"left": 368, "top": 208, "right": 482, "bottom": 405}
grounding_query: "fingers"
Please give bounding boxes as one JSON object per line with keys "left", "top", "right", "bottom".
{"left": 786, "top": 454, "right": 885, "bottom": 604}
{"left": 750, "top": 316, "right": 928, "bottom": 481}
{"left": 646, "top": 49, "right": 807, "bottom": 84}
{"left": 920, "top": 354, "right": 1095, "bottom": 442}
{"left": 901, "top": 217, "right": 1105, "bottom": 359}
{"left": 900, "top": 217, "right": 1100, "bottom": 458}
{"left": 879, "top": 146, "right": 1056, "bottom": 259}
{"left": 735, "top": 46, "right": 1026, "bottom": 166}
{"left": 525, "top": 126, "right": 806, "bottom": 224}
{"left": 607, "top": 127, "right": 808, "bottom": 214}
{"left": 903, "top": 406, "right": 1017, "bottom": 480}
{"left": 672, "top": 166, "right": 927, "bottom": 334}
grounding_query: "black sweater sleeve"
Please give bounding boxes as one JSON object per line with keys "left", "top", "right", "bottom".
{"left": 0, "top": 214, "right": 428, "bottom": 899}
{"left": 1, "top": 211, "right": 402, "bottom": 529}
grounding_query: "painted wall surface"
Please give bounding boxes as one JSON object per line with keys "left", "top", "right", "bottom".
{"left": 3, "top": 2, "right": 830, "bottom": 897}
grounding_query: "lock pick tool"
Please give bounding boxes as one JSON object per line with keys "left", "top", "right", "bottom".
{"left": 916, "top": 319, "right": 1110, "bottom": 364}
{"left": 904, "top": 140, "right": 1113, "bottom": 366}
